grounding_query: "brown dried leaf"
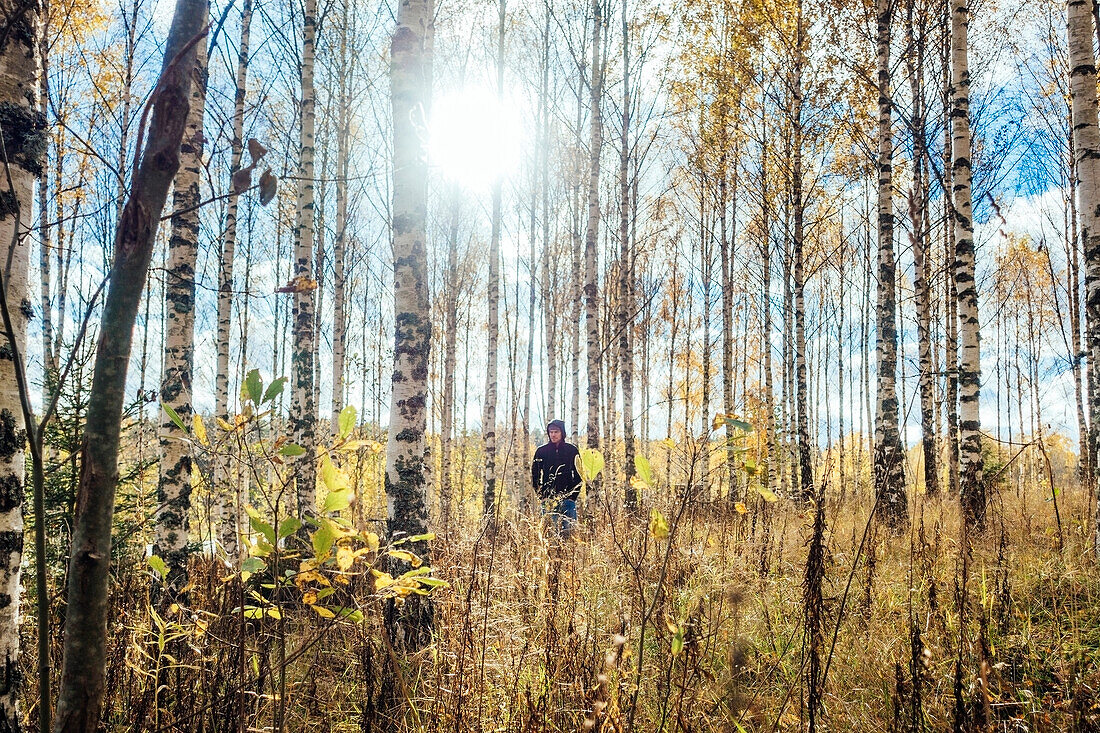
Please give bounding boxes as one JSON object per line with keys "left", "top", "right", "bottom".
{"left": 259, "top": 168, "right": 277, "bottom": 206}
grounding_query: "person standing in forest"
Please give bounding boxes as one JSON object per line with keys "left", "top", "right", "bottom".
{"left": 532, "top": 419, "right": 582, "bottom": 536}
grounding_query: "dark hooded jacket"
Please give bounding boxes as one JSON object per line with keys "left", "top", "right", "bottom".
{"left": 531, "top": 419, "right": 582, "bottom": 501}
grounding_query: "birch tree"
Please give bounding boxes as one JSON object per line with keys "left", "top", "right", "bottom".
{"left": 585, "top": 0, "right": 605, "bottom": 476}
{"left": 872, "top": 0, "right": 907, "bottom": 527}
{"left": 291, "top": 0, "right": 319, "bottom": 522}
{"left": 155, "top": 32, "right": 208, "bottom": 596}
{"left": 483, "top": 0, "right": 504, "bottom": 520}
{"left": 215, "top": 0, "right": 253, "bottom": 563}
{"left": 1067, "top": 0, "right": 1100, "bottom": 548}
{"left": 0, "top": 0, "right": 44, "bottom": 726}
{"left": 385, "top": 0, "right": 434, "bottom": 650}
{"left": 951, "top": 0, "right": 984, "bottom": 527}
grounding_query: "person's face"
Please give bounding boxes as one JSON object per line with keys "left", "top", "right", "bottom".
{"left": 548, "top": 427, "right": 563, "bottom": 444}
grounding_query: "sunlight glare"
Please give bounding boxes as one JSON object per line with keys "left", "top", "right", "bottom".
{"left": 429, "top": 86, "right": 524, "bottom": 190}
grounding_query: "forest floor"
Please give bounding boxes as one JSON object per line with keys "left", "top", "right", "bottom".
{"left": 25, "top": 473, "right": 1100, "bottom": 732}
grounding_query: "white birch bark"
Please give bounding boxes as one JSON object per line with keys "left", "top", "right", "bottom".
{"left": 215, "top": 0, "right": 252, "bottom": 564}
{"left": 156, "top": 34, "right": 207, "bottom": 594}
{"left": 951, "top": 0, "right": 985, "bottom": 527}
{"left": 584, "top": 0, "right": 604, "bottom": 481}
{"left": 385, "top": 0, "right": 434, "bottom": 649}
{"left": 291, "top": 0, "right": 319, "bottom": 521}
{"left": 872, "top": 0, "right": 908, "bottom": 527}
{"left": 482, "top": 0, "right": 505, "bottom": 520}
{"left": 0, "top": 0, "right": 41, "bottom": 723}
{"left": 1067, "top": 0, "right": 1100, "bottom": 548}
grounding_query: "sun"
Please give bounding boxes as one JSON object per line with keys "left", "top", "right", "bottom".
{"left": 428, "top": 85, "right": 524, "bottom": 190}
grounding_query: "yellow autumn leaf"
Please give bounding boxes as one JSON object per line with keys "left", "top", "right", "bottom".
{"left": 192, "top": 414, "right": 208, "bottom": 445}
{"left": 311, "top": 604, "right": 335, "bottom": 619}
{"left": 336, "top": 545, "right": 355, "bottom": 571}
{"left": 649, "top": 508, "right": 670, "bottom": 540}
{"left": 735, "top": 502, "right": 747, "bottom": 514}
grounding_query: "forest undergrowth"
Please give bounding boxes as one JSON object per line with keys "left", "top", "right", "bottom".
{"left": 21, "top": 458, "right": 1100, "bottom": 732}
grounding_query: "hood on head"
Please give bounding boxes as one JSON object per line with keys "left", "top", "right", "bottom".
{"left": 547, "top": 419, "right": 567, "bottom": 436}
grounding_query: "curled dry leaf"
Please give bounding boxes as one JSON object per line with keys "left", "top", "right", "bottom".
{"left": 259, "top": 169, "right": 277, "bottom": 206}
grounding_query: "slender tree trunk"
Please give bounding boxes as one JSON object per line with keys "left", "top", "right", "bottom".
{"left": 792, "top": 2, "right": 813, "bottom": 504}
{"left": 440, "top": 192, "right": 459, "bottom": 530}
{"left": 1068, "top": 0, "right": 1100, "bottom": 547}
{"left": 331, "top": 0, "right": 351, "bottom": 432}
{"left": 291, "top": 0, "right": 319, "bottom": 522}
{"left": 907, "top": 0, "right": 939, "bottom": 497}
{"left": 585, "top": 0, "right": 604, "bottom": 481}
{"left": 385, "top": 0, "right": 434, "bottom": 650}
{"left": 0, "top": 0, "right": 43, "bottom": 725}
{"left": 156, "top": 35, "right": 207, "bottom": 596}
{"left": 873, "top": 0, "right": 908, "bottom": 527}
{"left": 215, "top": 0, "right": 252, "bottom": 564}
{"left": 951, "top": 0, "right": 985, "bottom": 528}
{"left": 942, "top": 20, "right": 961, "bottom": 498}
{"left": 483, "top": 0, "right": 505, "bottom": 520}
{"left": 54, "top": 4, "right": 207, "bottom": 727}
{"left": 619, "top": 0, "right": 636, "bottom": 510}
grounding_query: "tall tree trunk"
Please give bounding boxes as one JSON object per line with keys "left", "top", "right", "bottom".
{"left": 792, "top": 1, "right": 813, "bottom": 504}
{"left": 0, "top": 0, "right": 43, "bottom": 725}
{"left": 585, "top": 0, "right": 604, "bottom": 482}
{"left": 215, "top": 0, "right": 252, "bottom": 564}
{"left": 385, "top": 0, "right": 434, "bottom": 650}
{"left": 942, "top": 19, "right": 961, "bottom": 498}
{"left": 907, "top": 0, "right": 939, "bottom": 497}
{"left": 54, "top": 3, "right": 207, "bottom": 727}
{"left": 873, "top": 0, "right": 908, "bottom": 527}
{"left": 1068, "top": 0, "right": 1100, "bottom": 548}
{"left": 156, "top": 35, "right": 207, "bottom": 596}
{"left": 620, "top": 0, "right": 636, "bottom": 510}
{"left": 483, "top": 0, "right": 505, "bottom": 520}
{"left": 951, "top": 0, "right": 985, "bottom": 528}
{"left": 331, "top": 0, "right": 351, "bottom": 433}
{"left": 291, "top": 0, "right": 319, "bottom": 522}
{"left": 440, "top": 192, "right": 459, "bottom": 530}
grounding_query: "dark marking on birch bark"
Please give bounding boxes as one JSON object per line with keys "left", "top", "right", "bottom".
{"left": 0, "top": 101, "right": 45, "bottom": 176}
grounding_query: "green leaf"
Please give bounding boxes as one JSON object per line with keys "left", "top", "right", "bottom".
{"left": 338, "top": 405, "right": 357, "bottom": 440}
{"left": 148, "top": 555, "right": 168, "bottom": 578}
{"left": 755, "top": 485, "right": 779, "bottom": 503}
{"left": 244, "top": 607, "right": 265, "bottom": 620}
{"left": 721, "top": 417, "right": 754, "bottom": 433}
{"left": 262, "top": 376, "right": 288, "bottom": 404}
{"left": 245, "top": 369, "right": 263, "bottom": 405}
{"left": 323, "top": 488, "right": 351, "bottom": 514}
{"left": 312, "top": 519, "right": 337, "bottom": 558}
{"left": 241, "top": 557, "right": 266, "bottom": 574}
{"left": 635, "top": 454, "right": 654, "bottom": 488}
{"left": 162, "top": 404, "right": 187, "bottom": 433}
{"left": 316, "top": 587, "right": 336, "bottom": 600}
{"left": 279, "top": 443, "right": 306, "bottom": 457}
{"left": 577, "top": 448, "right": 605, "bottom": 483}
{"left": 331, "top": 606, "right": 365, "bottom": 623}
{"left": 417, "top": 577, "right": 449, "bottom": 589}
{"left": 249, "top": 515, "right": 276, "bottom": 545}
{"left": 671, "top": 626, "right": 684, "bottom": 656}
{"left": 409, "top": 532, "right": 436, "bottom": 542}
{"left": 278, "top": 517, "right": 302, "bottom": 539}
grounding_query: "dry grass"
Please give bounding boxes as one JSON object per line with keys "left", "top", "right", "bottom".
{"left": 22, "top": 471, "right": 1100, "bottom": 732}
